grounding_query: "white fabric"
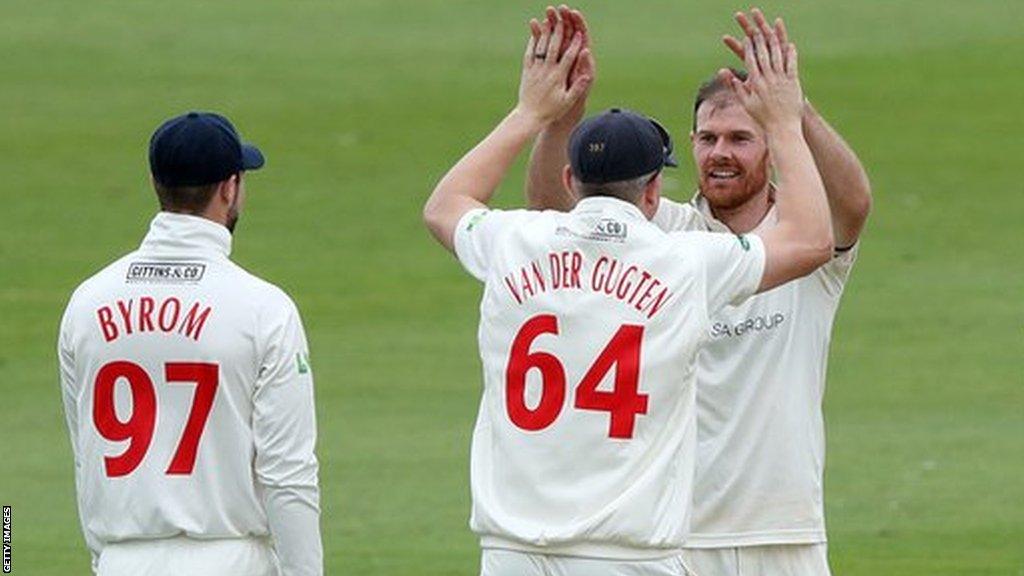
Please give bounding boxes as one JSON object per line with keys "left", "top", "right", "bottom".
{"left": 653, "top": 196, "right": 857, "bottom": 547}
{"left": 97, "top": 536, "right": 279, "bottom": 576}
{"left": 682, "top": 543, "right": 831, "bottom": 576}
{"left": 480, "top": 548, "right": 694, "bottom": 576}
{"left": 58, "top": 212, "right": 322, "bottom": 575}
{"left": 454, "top": 196, "right": 765, "bottom": 559}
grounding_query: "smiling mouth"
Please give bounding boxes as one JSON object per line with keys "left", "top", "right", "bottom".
{"left": 706, "top": 169, "right": 740, "bottom": 181}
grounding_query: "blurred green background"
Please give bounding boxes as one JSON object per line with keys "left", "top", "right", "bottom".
{"left": 1, "top": 0, "right": 1022, "bottom": 574}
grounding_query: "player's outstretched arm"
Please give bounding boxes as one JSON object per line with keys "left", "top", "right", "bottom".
{"left": 524, "top": 5, "right": 595, "bottom": 211}
{"left": 423, "top": 10, "right": 592, "bottom": 253}
{"left": 720, "top": 12, "right": 833, "bottom": 293}
{"left": 725, "top": 9, "right": 872, "bottom": 249}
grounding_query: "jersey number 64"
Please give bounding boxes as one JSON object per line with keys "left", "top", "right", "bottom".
{"left": 506, "top": 314, "right": 648, "bottom": 439}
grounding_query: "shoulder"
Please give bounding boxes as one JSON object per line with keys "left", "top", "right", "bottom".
{"left": 652, "top": 195, "right": 706, "bottom": 232}
{"left": 221, "top": 260, "right": 299, "bottom": 314}
{"left": 62, "top": 252, "right": 137, "bottom": 314}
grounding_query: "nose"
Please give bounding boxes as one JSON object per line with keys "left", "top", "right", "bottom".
{"left": 710, "top": 137, "right": 730, "bottom": 160}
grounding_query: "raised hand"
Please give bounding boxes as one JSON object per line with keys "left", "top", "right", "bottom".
{"left": 719, "top": 8, "right": 802, "bottom": 133}
{"left": 526, "top": 5, "right": 595, "bottom": 129}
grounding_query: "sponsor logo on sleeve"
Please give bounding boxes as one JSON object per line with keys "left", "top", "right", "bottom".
{"left": 736, "top": 235, "right": 751, "bottom": 251}
{"left": 465, "top": 211, "right": 488, "bottom": 232}
{"left": 126, "top": 262, "right": 206, "bottom": 284}
{"left": 296, "top": 351, "right": 311, "bottom": 375}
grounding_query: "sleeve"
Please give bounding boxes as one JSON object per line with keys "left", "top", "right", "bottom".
{"left": 652, "top": 196, "right": 704, "bottom": 233}
{"left": 814, "top": 242, "right": 860, "bottom": 299}
{"left": 688, "top": 232, "right": 767, "bottom": 314}
{"left": 253, "top": 295, "right": 323, "bottom": 576}
{"left": 57, "top": 306, "right": 102, "bottom": 573}
{"left": 452, "top": 208, "right": 528, "bottom": 281}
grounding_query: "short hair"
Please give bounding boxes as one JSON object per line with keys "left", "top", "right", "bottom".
{"left": 692, "top": 68, "right": 748, "bottom": 131}
{"left": 574, "top": 170, "right": 658, "bottom": 203}
{"left": 153, "top": 180, "right": 220, "bottom": 213}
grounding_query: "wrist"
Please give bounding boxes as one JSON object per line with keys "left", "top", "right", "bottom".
{"left": 510, "top": 106, "right": 548, "bottom": 136}
{"left": 763, "top": 119, "right": 804, "bottom": 139}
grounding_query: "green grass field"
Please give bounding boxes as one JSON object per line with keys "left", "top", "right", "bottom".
{"left": 1, "top": 0, "right": 1022, "bottom": 574}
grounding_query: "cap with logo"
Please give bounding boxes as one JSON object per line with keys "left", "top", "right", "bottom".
{"left": 568, "top": 108, "right": 678, "bottom": 184}
{"left": 149, "top": 111, "right": 265, "bottom": 187}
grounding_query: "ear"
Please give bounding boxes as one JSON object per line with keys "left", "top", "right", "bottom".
{"left": 218, "top": 174, "right": 239, "bottom": 205}
{"left": 562, "top": 165, "right": 574, "bottom": 195}
{"left": 642, "top": 172, "right": 662, "bottom": 216}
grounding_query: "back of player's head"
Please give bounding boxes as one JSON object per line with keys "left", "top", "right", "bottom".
{"left": 148, "top": 111, "right": 265, "bottom": 212}
{"left": 692, "top": 68, "right": 748, "bottom": 131}
{"left": 568, "top": 108, "right": 677, "bottom": 202}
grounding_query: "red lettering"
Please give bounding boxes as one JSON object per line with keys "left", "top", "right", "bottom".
{"left": 646, "top": 286, "right": 672, "bottom": 319}
{"left": 179, "top": 303, "right": 213, "bottom": 341}
{"left": 139, "top": 297, "right": 155, "bottom": 332}
{"left": 116, "top": 299, "right": 134, "bottom": 335}
{"left": 158, "top": 298, "right": 181, "bottom": 332}
{"left": 530, "top": 261, "right": 546, "bottom": 293}
{"left": 503, "top": 274, "right": 523, "bottom": 304}
{"left": 97, "top": 307, "right": 118, "bottom": 342}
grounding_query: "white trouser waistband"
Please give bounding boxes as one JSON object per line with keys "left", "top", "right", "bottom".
{"left": 98, "top": 535, "right": 279, "bottom": 576}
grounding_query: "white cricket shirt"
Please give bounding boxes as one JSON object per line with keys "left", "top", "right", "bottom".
{"left": 453, "top": 196, "right": 766, "bottom": 559}
{"left": 58, "top": 212, "right": 322, "bottom": 575}
{"left": 653, "top": 194, "right": 858, "bottom": 547}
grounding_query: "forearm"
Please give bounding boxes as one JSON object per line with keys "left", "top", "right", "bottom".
{"left": 771, "top": 125, "right": 832, "bottom": 241}
{"left": 525, "top": 123, "right": 578, "bottom": 211}
{"left": 802, "top": 101, "right": 872, "bottom": 248}
{"left": 424, "top": 108, "right": 544, "bottom": 250}
{"left": 264, "top": 483, "right": 323, "bottom": 576}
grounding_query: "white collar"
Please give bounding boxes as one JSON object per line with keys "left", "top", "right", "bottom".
{"left": 139, "top": 212, "right": 232, "bottom": 257}
{"left": 573, "top": 196, "right": 648, "bottom": 222}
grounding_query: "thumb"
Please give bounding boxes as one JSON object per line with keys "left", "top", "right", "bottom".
{"left": 566, "top": 72, "right": 593, "bottom": 103}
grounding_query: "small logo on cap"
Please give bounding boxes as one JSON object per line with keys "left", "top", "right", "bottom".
{"left": 588, "top": 142, "right": 605, "bottom": 153}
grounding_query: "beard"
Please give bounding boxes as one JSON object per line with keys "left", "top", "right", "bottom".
{"left": 226, "top": 199, "right": 241, "bottom": 234}
{"left": 698, "top": 154, "right": 771, "bottom": 211}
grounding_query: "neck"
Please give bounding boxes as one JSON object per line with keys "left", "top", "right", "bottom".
{"left": 707, "top": 184, "right": 773, "bottom": 234}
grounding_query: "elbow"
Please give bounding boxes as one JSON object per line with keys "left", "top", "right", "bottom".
{"left": 422, "top": 194, "right": 443, "bottom": 234}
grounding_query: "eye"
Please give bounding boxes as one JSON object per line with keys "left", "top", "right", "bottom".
{"left": 698, "top": 134, "right": 716, "bottom": 144}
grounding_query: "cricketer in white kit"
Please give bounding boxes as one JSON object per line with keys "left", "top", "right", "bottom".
{"left": 58, "top": 112, "right": 322, "bottom": 576}
{"left": 424, "top": 10, "right": 834, "bottom": 576}
{"left": 527, "top": 8, "right": 872, "bottom": 575}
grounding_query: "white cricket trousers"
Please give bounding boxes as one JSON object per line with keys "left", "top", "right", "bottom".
{"left": 480, "top": 548, "right": 695, "bottom": 576}
{"left": 682, "top": 544, "right": 830, "bottom": 576}
{"left": 98, "top": 536, "right": 280, "bottom": 576}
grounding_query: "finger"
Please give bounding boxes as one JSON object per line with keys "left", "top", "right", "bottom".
{"left": 557, "top": 4, "right": 575, "bottom": 57}
{"left": 752, "top": 8, "right": 772, "bottom": 37}
{"left": 536, "top": 10, "right": 553, "bottom": 58}
{"left": 774, "top": 17, "right": 789, "bottom": 47}
{"left": 559, "top": 32, "right": 583, "bottom": 75}
{"left": 567, "top": 74, "right": 593, "bottom": 104}
{"left": 764, "top": 27, "right": 784, "bottom": 73}
{"left": 524, "top": 21, "right": 540, "bottom": 67}
{"left": 723, "top": 35, "right": 745, "bottom": 61}
{"left": 786, "top": 42, "right": 798, "bottom": 77}
{"left": 751, "top": 31, "right": 771, "bottom": 77}
{"left": 546, "top": 10, "right": 565, "bottom": 64}
{"left": 734, "top": 11, "right": 757, "bottom": 39}
{"left": 573, "top": 9, "right": 590, "bottom": 46}
{"left": 743, "top": 36, "right": 761, "bottom": 81}
{"left": 719, "top": 68, "right": 749, "bottom": 101}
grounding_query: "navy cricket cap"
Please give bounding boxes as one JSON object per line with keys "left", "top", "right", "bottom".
{"left": 569, "top": 108, "right": 678, "bottom": 184}
{"left": 149, "top": 111, "right": 265, "bottom": 187}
